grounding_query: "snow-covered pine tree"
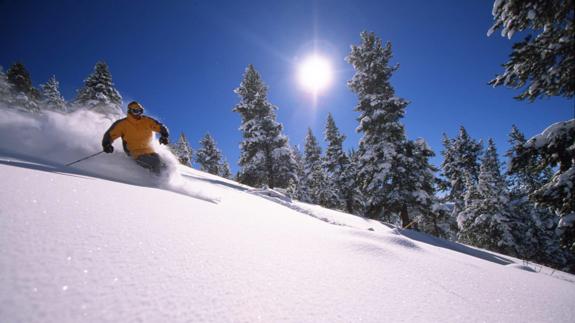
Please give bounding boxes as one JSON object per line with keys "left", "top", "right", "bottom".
{"left": 171, "top": 132, "right": 194, "bottom": 167}
{"left": 6, "top": 62, "right": 40, "bottom": 112}
{"left": 302, "top": 128, "right": 335, "bottom": 207}
{"left": 41, "top": 75, "right": 67, "bottom": 112}
{"left": 346, "top": 148, "right": 366, "bottom": 216}
{"left": 323, "top": 113, "right": 363, "bottom": 214}
{"left": 220, "top": 159, "right": 232, "bottom": 179}
{"left": 323, "top": 113, "right": 348, "bottom": 209}
{"left": 74, "top": 61, "right": 122, "bottom": 115}
{"left": 506, "top": 125, "right": 568, "bottom": 269}
{"left": 510, "top": 119, "right": 575, "bottom": 263}
{"left": 439, "top": 127, "right": 483, "bottom": 218}
{"left": 487, "top": 0, "right": 574, "bottom": 270}
{"left": 196, "top": 133, "right": 224, "bottom": 176}
{"left": 507, "top": 125, "right": 553, "bottom": 194}
{"left": 0, "top": 66, "right": 15, "bottom": 107}
{"left": 458, "top": 139, "right": 522, "bottom": 256}
{"left": 487, "top": 0, "right": 574, "bottom": 101}
{"left": 405, "top": 139, "right": 452, "bottom": 238}
{"left": 346, "top": 31, "right": 410, "bottom": 222}
{"left": 6, "top": 62, "right": 39, "bottom": 99}
{"left": 286, "top": 145, "right": 305, "bottom": 200}
{"left": 233, "top": 64, "right": 297, "bottom": 189}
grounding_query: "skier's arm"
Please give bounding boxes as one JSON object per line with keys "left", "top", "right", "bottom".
{"left": 146, "top": 117, "right": 169, "bottom": 144}
{"left": 102, "top": 119, "right": 125, "bottom": 152}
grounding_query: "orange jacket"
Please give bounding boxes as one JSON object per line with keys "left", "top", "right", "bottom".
{"left": 102, "top": 114, "right": 169, "bottom": 159}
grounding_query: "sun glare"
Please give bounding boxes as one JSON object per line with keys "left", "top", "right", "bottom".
{"left": 298, "top": 55, "right": 333, "bottom": 94}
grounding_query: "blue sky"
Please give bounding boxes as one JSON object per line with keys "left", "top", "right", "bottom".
{"left": 1, "top": 0, "right": 573, "bottom": 173}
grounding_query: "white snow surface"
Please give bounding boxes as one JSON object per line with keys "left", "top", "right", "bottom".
{"left": 1, "top": 107, "right": 575, "bottom": 322}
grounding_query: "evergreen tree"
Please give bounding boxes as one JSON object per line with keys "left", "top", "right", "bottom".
{"left": 487, "top": 1, "right": 574, "bottom": 269}
{"left": 346, "top": 31, "right": 410, "bottom": 222}
{"left": 510, "top": 119, "right": 575, "bottom": 263}
{"left": 75, "top": 61, "right": 122, "bottom": 115}
{"left": 41, "top": 75, "right": 67, "bottom": 112}
{"left": 196, "top": 133, "right": 224, "bottom": 175}
{"left": 405, "top": 139, "right": 452, "bottom": 238}
{"left": 301, "top": 128, "right": 334, "bottom": 207}
{"left": 487, "top": 0, "right": 574, "bottom": 101}
{"left": 220, "top": 159, "right": 232, "bottom": 179}
{"left": 507, "top": 125, "right": 553, "bottom": 193}
{"left": 458, "top": 139, "right": 521, "bottom": 256}
{"left": 6, "top": 62, "right": 39, "bottom": 112}
{"left": 439, "top": 127, "right": 483, "bottom": 218}
{"left": 323, "top": 114, "right": 346, "bottom": 177}
{"left": 506, "top": 125, "right": 567, "bottom": 269}
{"left": 0, "top": 66, "right": 15, "bottom": 106}
{"left": 346, "top": 148, "right": 366, "bottom": 216}
{"left": 6, "top": 63, "right": 39, "bottom": 98}
{"left": 171, "top": 132, "right": 194, "bottom": 167}
{"left": 233, "top": 64, "right": 297, "bottom": 188}
{"left": 323, "top": 113, "right": 347, "bottom": 209}
{"left": 286, "top": 145, "right": 305, "bottom": 200}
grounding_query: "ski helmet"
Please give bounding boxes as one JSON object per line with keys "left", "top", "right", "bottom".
{"left": 127, "top": 101, "right": 144, "bottom": 116}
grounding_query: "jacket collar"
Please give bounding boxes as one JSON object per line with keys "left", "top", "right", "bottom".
{"left": 127, "top": 113, "right": 143, "bottom": 123}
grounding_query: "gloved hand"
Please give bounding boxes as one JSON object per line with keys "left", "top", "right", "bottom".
{"left": 103, "top": 144, "right": 114, "bottom": 153}
{"left": 159, "top": 136, "right": 169, "bottom": 145}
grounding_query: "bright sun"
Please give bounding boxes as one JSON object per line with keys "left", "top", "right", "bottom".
{"left": 297, "top": 55, "right": 333, "bottom": 94}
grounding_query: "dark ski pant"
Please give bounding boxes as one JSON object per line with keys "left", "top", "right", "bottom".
{"left": 135, "top": 153, "right": 163, "bottom": 175}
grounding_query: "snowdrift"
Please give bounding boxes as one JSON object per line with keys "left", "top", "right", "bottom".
{"left": 1, "top": 108, "right": 575, "bottom": 322}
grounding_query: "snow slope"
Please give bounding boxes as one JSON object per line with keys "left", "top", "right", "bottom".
{"left": 1, "top": 108, "right": 575, "bottom": 322}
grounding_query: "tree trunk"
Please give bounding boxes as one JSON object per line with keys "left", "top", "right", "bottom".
{"left": 265, "top": 146, "right": 274, "bottom": 189}
{"left": 400, "top": 204, "right": 411, "bottom": 228}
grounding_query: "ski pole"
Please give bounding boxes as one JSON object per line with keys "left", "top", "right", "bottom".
{"left": 65, "top": 151, "right": 104, "bottom": 167}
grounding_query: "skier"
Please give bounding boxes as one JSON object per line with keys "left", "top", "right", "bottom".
{"left": 102, "top": 101, "right": 170, "bottom": 174}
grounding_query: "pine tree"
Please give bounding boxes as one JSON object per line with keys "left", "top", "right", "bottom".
{"left": 487, "top": 0, "right": 574, "bottom": 101}
{"left": 487, "top": 1, "right": 574, "bottom": 269}
{"left": 439, "top": 127, "right": 483, "bottom": 218}
{"left": 286, "top": 145, "right": 305, "bottom": 200}
{"left": 171, "top": 132, "right": 194, "bottom": 166}
{"left": 75, "top": 61, "right": 122, "bottom": 115}
{"left": 404, "top": 139, "right": 452, "bottom": 237}
{"left": 220, "top": 159, "right": 232, "bottom": 179}
{"left": 0, "top": 66, "right": 15, "bottom": 106}
{"left": 41, "top": 75, "right": 67, "bottom": 112}
{"left": 6, "top": 62, "right": 40, "bottom": 112}
{"left": 507, "top": 125, "right": 552, "bottom": 193}
{"left": 323, "top": 113, "right": 347, "bottom": 209}
{"left": 323, "top": 114, "right": 346, "bottom": 177}
{"left": 345, "top": 148, "right": 366, "bottom": 216}
{"left": 506, "top": 125, "right": 567, "bottom": 269}
{"left": 301, "top": 128, "right": 335, "bottom": 207}
{"left": 6, "top": 63, "right": 38, "bottom": 98}
{"left": 323, "top": 113, "right": 363, "bottom": 214}
{"left": 196, "top": 133, "right": 224, "bottom": 175}
{"left": 346, "top": 31, "right": 410, "bottom": 222}
{"left": 233, "top": 64, "right": 297, "bottom": 188}
{"left": 510, "top": 120, "right": 575, "bottom": 263}
{"left": 458, "top": 139, "right": 521, "bottom": 256}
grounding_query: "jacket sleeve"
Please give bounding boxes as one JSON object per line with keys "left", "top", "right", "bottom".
{"left": 147, "top": 117, "right": 169, "bottom": 138}
{"left": 102, "top": 119, "right": 125, "bottom": 147}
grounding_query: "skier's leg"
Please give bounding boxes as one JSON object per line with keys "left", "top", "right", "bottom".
{"left": 135, "top": 153, "right": 162, "bottom": 175}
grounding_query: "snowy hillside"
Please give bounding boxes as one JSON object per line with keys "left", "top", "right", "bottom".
{"left": 1, "top": 108, "right": 575, "bottom": 322}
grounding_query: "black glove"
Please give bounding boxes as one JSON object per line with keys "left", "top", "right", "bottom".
{"left": 159, "top": 136, "right": 169, "bottom": 145}
{"left": 103, "top": 144, "right": 114, "bottom": 153}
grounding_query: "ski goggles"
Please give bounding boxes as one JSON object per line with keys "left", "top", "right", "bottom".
{"left": 129, "top": 107, "right": 144, "bottom": 115}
